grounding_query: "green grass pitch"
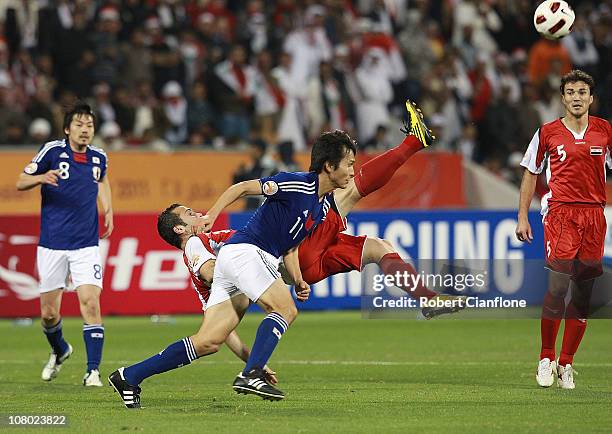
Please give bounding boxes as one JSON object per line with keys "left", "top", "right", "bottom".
{"left": 0, "top": 312, "right": 611, "bottom": 433}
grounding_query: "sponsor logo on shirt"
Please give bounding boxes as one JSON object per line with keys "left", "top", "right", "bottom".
{"left": 59, "top": 152, "right": 69, "bottom": 159}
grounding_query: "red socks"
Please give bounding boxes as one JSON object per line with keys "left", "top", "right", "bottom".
{"left": 354, "top": 135, "right": 423, "bottom": 197}
{"left": 539, "top": 291, "right": 564, "bottom": 360}
{"left": 379, "top": 253, "right": 437, "bottom": 300}
{"left": 540, "top": 293, "right": 588, "bottom": 365}
{"left": 558, "top": 319, "right": 587, "bottom": 366}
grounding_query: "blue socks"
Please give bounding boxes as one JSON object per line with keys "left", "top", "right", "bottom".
{"left": 83, "top": 324, "right": 104, "bottom": 372}
{"left": 243, "top": 312, "right": 288, "bottom": 374}
{"left": 123, "top": 338, "right": 198, "bottom": 386}
{"left": 43, "top": 319, "right": 69, "bottom": 357}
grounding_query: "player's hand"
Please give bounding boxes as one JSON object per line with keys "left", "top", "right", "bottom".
{"left": 515, "top": 219, "right": 533, "bottom": 243}
{"left": 263, "top": 365, "right": 278, "bottom": 385}
{"left": 101, "top": 211, "right": 114, "bottom": 239}
{"left": 40, "top": 169, "right": 60, "bottom": 187}
{"left": 201, "top": 214, "right": 214, "bottom": 233}
{"left": 295, "top": 280, "right": 311, "bottom": 302}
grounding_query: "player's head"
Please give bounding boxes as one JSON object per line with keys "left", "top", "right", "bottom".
{"left": 309, "top": 130, "right": 356, "bottom": 189}
{"left": 559, "top": 70, "right": 594, "bottom": 119}
{"left": 157, "top": 204, "right": 206, "bottom": 249}
{"left": 63, "top": 101, "right": 96, "bottom": 146}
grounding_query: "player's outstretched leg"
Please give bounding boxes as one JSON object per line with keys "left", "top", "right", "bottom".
{"left": 364, "top": 238, "right": 466, "bottom": 319}
{"left": 353, "top": 100, "right": 433, "bottom": 199}
{"left": 108, "top": 337, "right": 199, "bottom": 409}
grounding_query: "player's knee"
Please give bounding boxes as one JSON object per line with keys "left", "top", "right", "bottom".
{"left": 278, "top": 304, "right": 298, "bottom": 324}
{"left": 191, "top": 337, "right": 220, "bottom": 357}
{"left": 41, "top": 309, "right": 59, "bottom": 325}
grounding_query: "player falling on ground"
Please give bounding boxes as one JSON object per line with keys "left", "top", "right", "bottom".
{"left": 16, "top": 102, "right": 113, "bottom": 387}
{"left": 109, "top": 133, "right": 353, "bottom": 407}
{"left": 172, "top": 101, "right": 463, "bottom": 321}
{"left": 109, "top": 104, "right": 464, "bottom": 408}
{"left": 516, "top": 70, "right": 612, "bottom": 389}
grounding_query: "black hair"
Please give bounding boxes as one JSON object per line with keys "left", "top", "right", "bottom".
{"left": 157, "top": 203, "right": 185, "bottom": 249}
{"left": 63, "top": 101, "right": 96, "bottom": 135}
{"left": 560, "top": 70, "right": 595, "bottom": 95}
{"left": 309, "top": 130, "right": 357, "bottom": 173}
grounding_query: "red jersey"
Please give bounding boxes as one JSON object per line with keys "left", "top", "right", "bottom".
{"left": 521, "top": 116, "right": 612, "bottom": 215}
{"left": 182, "top": 230, "right": 235, "bottom": 309}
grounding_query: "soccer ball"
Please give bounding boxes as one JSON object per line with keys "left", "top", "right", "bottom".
{"left": 533, "top": 0, "right": 575, "bottom": 40}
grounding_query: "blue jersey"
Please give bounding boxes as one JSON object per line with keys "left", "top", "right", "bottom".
{"left": 227, "top": 172, "right": 333, "bottom": 258}
{"left": 24, "top": 140, "right": 108, "bottom": 250}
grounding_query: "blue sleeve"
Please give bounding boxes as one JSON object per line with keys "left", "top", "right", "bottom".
{"left": 259, "top": 172, "right": 314, "bottom": 201}
{"left": 24, "top": 146, "right": 53, "bottom": 175}
{"left": 100, "top": 153, "right": 108, "bottom": 180}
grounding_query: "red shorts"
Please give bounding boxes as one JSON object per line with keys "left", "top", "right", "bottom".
{"left": 543, "top": 204, "right": 606, "bottom": 280}
{"left": 299, "top": 209, "right": 367, "bottom": 284}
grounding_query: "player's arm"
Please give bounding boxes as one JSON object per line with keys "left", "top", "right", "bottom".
{"left": 515, "top": 169, "right": 538, "bottom": 243}
{"left": 98, "top": 174, "right": 114, "bottom": 239}
{"left": 16, "top": 170, "right": 61, "bottom": 191}
{"left": 283, "top": 246, "right": 311, "bottom": 302}
{"left": 197, "top": 259, "right": 215, "bottom": 286}
{"left": 203, "top": 180, "right": 262, "bottom": 230}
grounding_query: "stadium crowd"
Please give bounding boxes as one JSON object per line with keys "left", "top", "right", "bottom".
{"left": 0, "top": 0, "right": 610, "bottom": 186}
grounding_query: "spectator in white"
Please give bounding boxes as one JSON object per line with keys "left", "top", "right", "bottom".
{"left": 213, "top": 44, "right": 257, "bottom": 144}
{"left": 492, "top": 53, "right": 521, "bottom": 104}
{"left": 367, "top": 0, "right": 396, "bottom": 35}
{"left": 253, "top": 51, "right": 284, "bottom": 145}
{"left": 363, "top": 22, "right": 407, "bottom": 84}
{"left": 452, "top": 0, "right": 502, "bottom": 61}
{"left": 283, "top": 4, "right": 332, "bottom": 84}
{"left": 355, "top": 47, "right": 393, "bottom": 143}
{"left": 243, "top": 0, "right": 268, "bottom": 54}
{"left": 28, "top": 118, "right": 52, "bottom": 144}
{"left": 91, "top": 82, "right": 116, "bottom": 125}
{"left": 534, "top": 83, "right": 564, "bottom": 124}
{"left": 305, "top": 61, "right": 346, "bottom": 140}
{"left": 94, "top": 121, "right": 126, "bottom": 151}
{"left": 161, "top": 80, "right": 188, "bottom": 145}
{"left": 273, "top": 51, "right": 307, "bottom": 151}
{"left": 562, "top": 16, "right": 599, "bottom": 74}
{"left": 456, "top": 123, "right": 478, "bottom": 161}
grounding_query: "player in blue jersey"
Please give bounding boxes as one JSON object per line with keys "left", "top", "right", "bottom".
{"left": 16, "top": 103, "right": 113, "bottom": 387}
{"left": 108, "top": 130, "right": 355, "bottom": 407}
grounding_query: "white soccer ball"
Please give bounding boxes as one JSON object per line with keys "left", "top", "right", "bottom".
{"left": 534, "top": 0, "right": 575, "bottom": 40}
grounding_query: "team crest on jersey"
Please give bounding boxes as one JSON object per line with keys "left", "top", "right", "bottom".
{"left": 24, "top": 163, "right": 38, "bottom": 174}
{"left": 590, "top": 146, "right": 603, "bottom": 156}
{"left": 262, "top": 180, "right": 278, "bottom": 196}
{"left": 92, "top": 156, "right": 100, "bottom": 164}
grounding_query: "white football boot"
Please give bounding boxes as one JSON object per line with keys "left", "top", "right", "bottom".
{"left": 535, "top": 358, "right": 556, "bottom": 387}
{"left": 83, "top": 369, "right": 103, "bottom": 387}
{"left": 557, "top": 363, "right": 576, "bottom": 389}
{"left": 41, "top": 343, "right": 73, "bottom": 381}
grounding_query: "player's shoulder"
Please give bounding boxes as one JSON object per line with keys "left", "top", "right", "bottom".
{"left": 588, "top": 116, "right": 611, "bottom": 132}
{"left": 540, "top": 119, "right": 563, "bottom": 135}
{"left": 87, "top": 144, "right": 108, "bottom": 160}
{"left": 33, "top": 139, "right": 66, "bottom": 160}
{"left": 273, "top": 171, "right": 315, "bottom": 182}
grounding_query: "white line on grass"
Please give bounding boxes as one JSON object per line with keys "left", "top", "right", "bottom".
{"left": 2, "top": 360, "right": 612, "bottom": 367}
